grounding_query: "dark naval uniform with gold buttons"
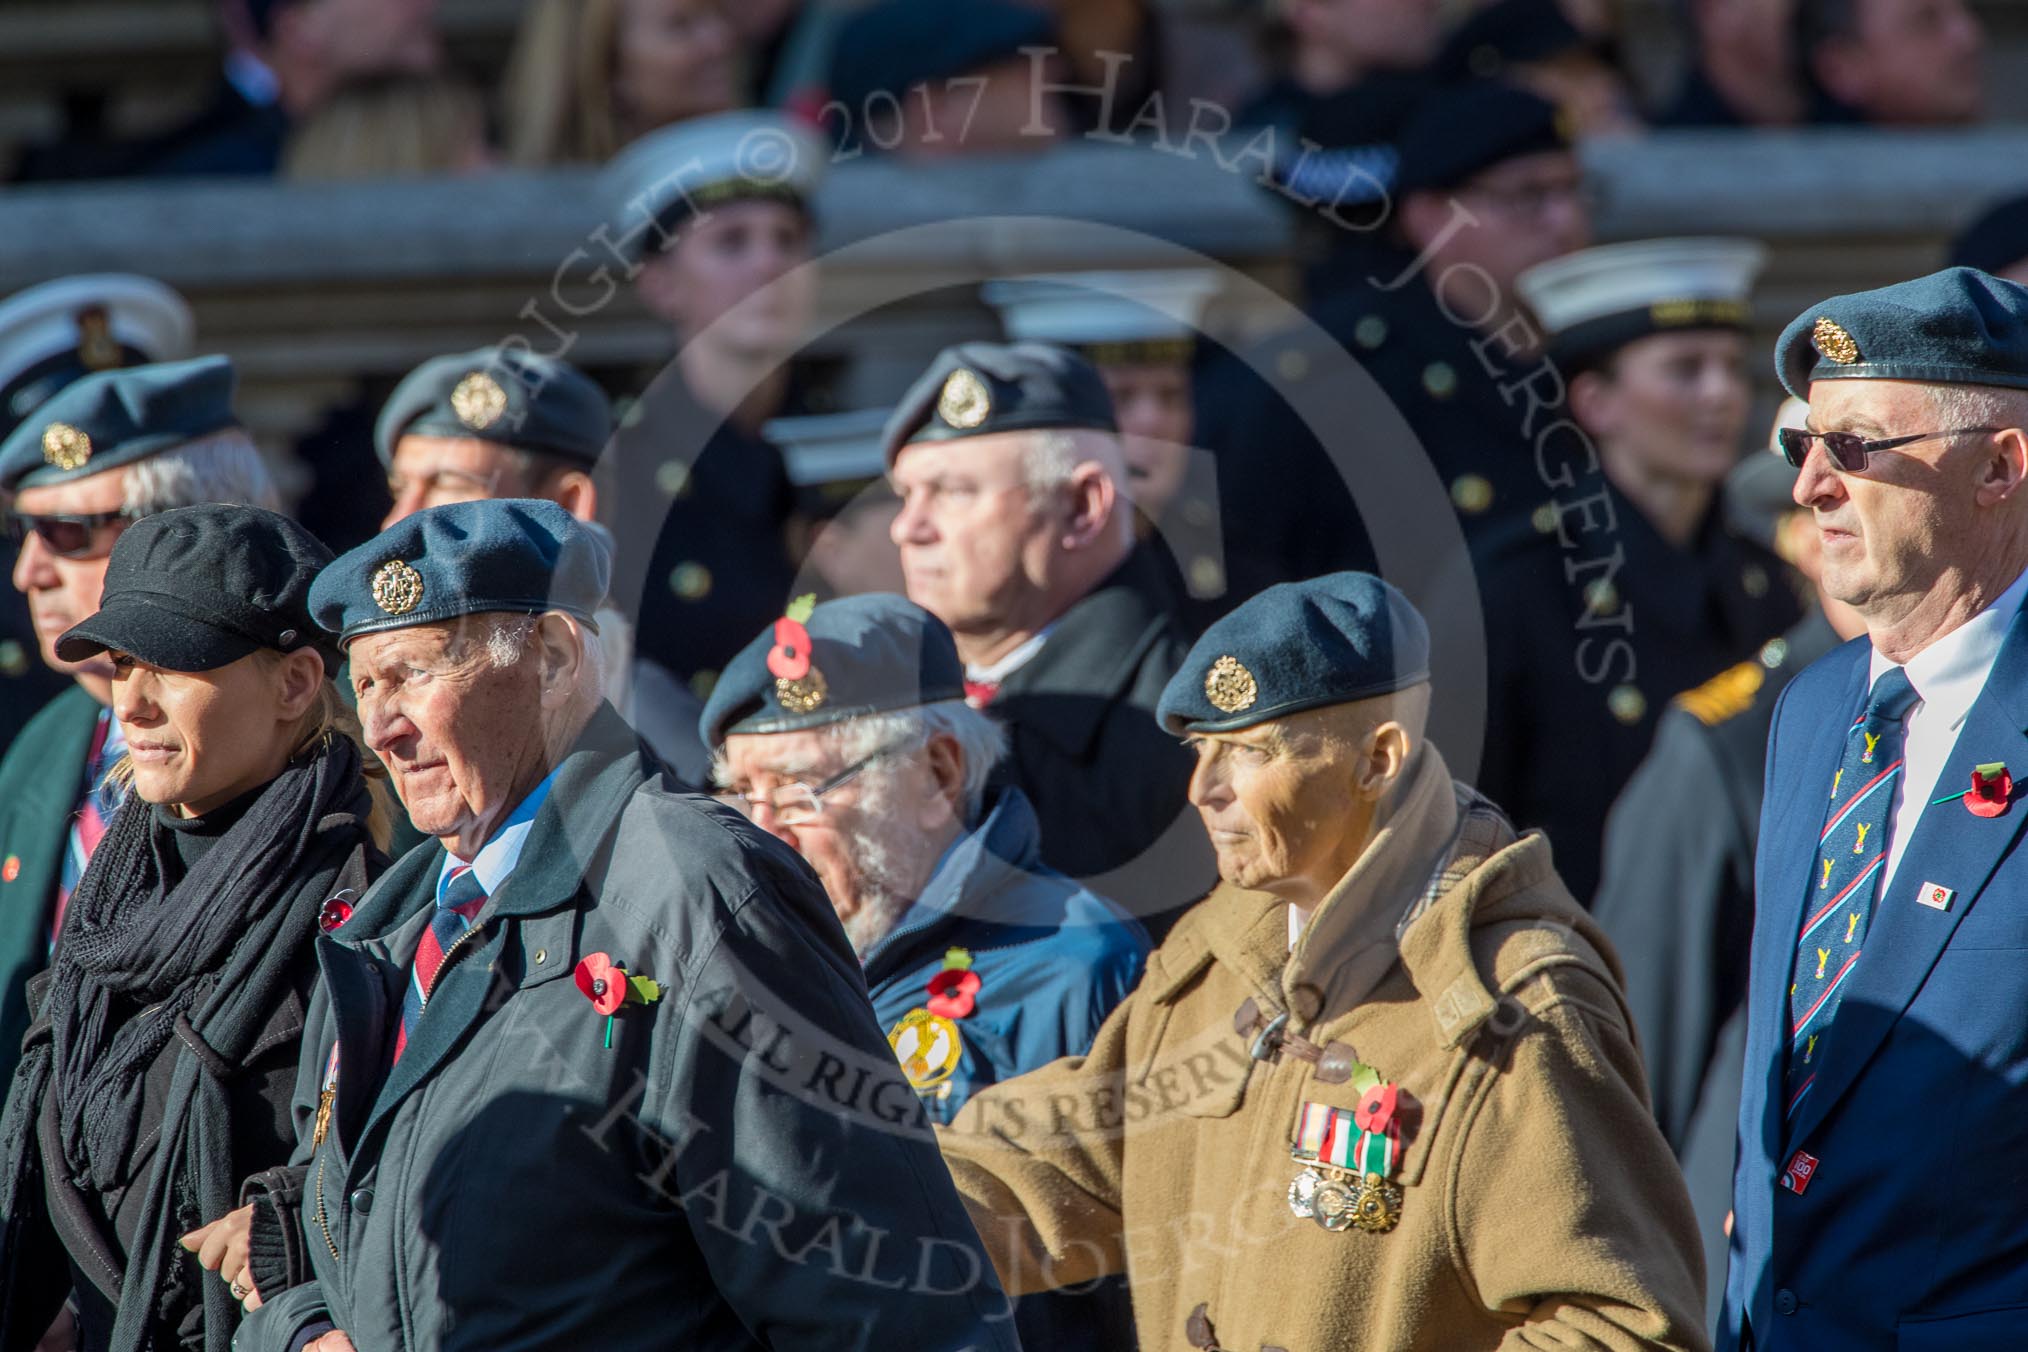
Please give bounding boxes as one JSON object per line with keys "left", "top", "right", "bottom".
{"left": 1193, "top": 84, "right": 1582, "bottom": 599}
{"left": 594, "top": 112, "right": 828, "bottom": 705}
{"left": 1478, "top": 234, "right": 1801, "bottom": 905}
{"left": 1475, "top": 478, "right": 1801, "bottom": 905}
{"left": 602, "top": 371, "right": 803, "bottom": 701}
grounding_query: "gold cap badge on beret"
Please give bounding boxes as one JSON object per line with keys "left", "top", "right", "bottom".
{"left": 371, "top": 559, "right": 426, "bottom": 616}
{"left": 937, "top": 368, "right": 991, "bottom": 430}
{"left": 40, "top": 423, "right": 92, "bottom": 472}
{"left": 450, "top": 371, "right": 509, "bottom": 431}
{"left": 774, "top": 667, "right": 829, "bottom": 715}
{"left": 1205, "top": 655, "right": 1259, "bottom": 714}
{"left": 1812, "top": 317, "right": 1860, "bottom": 366}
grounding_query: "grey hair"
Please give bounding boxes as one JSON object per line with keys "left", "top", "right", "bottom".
{"left": 830, "top": 699, "right": 1008, "bottom": 821}
{"left": 1021, "top": 427, "right": 1130, "bottom": 495}
{"left": 121, "top": 428, "right": 280, "bottom": 517}
{"left": 1924, "top": 383, "right": 2028, "bottom": 435}
{"left": 476, "top": 611, "right": 606, "bottom": 693}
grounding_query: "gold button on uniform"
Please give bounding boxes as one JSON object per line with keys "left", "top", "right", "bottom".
{"left": 1607, "top": 684, "right": 1647, "bottom": 726}
{"left": 1583, "top": 578, "right": 1620, "bottom": 616}
{"left": 1187, "top": 555, "right": 1225, "bottom": 597}
{"left": 0, "top": 641, "right": 23, "bottom": 677}
{"left": 669, "top": 562, "right": 712, "bottom": 600}
{"left": 1450, "top": 474, "right": 1494, "bottom": 514}
{"left": 1742, "top": 563, "right": 1769, "bottom": 598}
{"left": 1760, "top": 637, "right": 1790, "bottom": 668}
{"left": 1422, "top": 362, "right": 1457, "bottom": 399}
{"left": 1353, "top": 315, "right": 1388, "bottom": 350}
{"left": 534, "top": 949, "right": 547, "bottom": 965}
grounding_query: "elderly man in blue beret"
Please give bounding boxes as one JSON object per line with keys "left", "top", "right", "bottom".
{"left": 227, "top": 499, "right": 1018, "bottom": 1352}
{"left": 704, "top": 592, "right": 1150, "bottom": 1351}
{"left": 0, "top": 357, "right": 274, "bottom": 1107}
{"left": 935, "top": 572, "right": 1706, "bottom": 1351}
{"left": 884, "top": 339, "right": 1215, "bottom": 940}
{"left": 369, "top": 345, "right": 714, "bottom": 775}
{"left": 1723, "top": 268, "right": 2028, "bottom": 1352}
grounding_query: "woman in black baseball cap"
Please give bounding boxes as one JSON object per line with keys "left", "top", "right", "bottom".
{"left": 0, "top": 504, "right": 389, "bottom": 1352}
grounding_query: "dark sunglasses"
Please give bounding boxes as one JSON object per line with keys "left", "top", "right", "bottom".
{"left": 1777, "top": 425, "right": 2003, "bottom": 472}
{"left": 2, "top": 509, "right": 132, "bottom": 559}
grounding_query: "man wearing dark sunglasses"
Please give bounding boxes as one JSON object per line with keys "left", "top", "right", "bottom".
{"left": 1723, "top": 267, "right": 2028, "bottom": 1352}
{"left": 0, "top": 355, "right": 275, "bottom": 1102}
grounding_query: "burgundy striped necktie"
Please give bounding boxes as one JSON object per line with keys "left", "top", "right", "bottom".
{"left": 392, "top": 865, "right": 487, "bottom": 1066}
{"left": 53, "top": 715, "right": 122, "bottom": 945}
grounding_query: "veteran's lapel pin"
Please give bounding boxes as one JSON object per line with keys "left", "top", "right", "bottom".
{"left": 1916, "top": 881, "right": 1955, "bottom": 912}
{"left": 889, "top": 1007, "right": 965, "bottom": 1091}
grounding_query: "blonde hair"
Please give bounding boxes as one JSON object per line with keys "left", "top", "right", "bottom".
{"left": 502, "top": 0, "right": 628, "bottom": 166}
{"left": 283, "top": 72, "right": 490, "bottom": 181}
{"left": 107, "top": 651, "right": 397, "bottom": 852}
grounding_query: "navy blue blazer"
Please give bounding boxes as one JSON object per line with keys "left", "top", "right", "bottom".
{"left": 1724, "top": 607, "right": 2028, "bottom": 1351}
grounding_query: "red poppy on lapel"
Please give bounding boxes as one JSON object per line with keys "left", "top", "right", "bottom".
{"left": 576, "top": 952, "right": 629, "bottom": 1016}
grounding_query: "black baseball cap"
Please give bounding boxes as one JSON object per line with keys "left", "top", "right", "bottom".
{"left": 57, "top": 504, "right": 338, "bottom": 674}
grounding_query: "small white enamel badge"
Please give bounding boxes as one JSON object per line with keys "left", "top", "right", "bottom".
{"left": 1916, "top": 881, "right": 1955, "bottom": 912}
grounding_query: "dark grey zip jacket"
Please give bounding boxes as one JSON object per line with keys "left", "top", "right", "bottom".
{"left": 234, "top": 706, "right": 1019, "bottom": 1351}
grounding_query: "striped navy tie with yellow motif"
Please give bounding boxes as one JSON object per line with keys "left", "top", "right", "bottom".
{"left": 1785, "top": 665, "right": 1919, "bottom": 1123}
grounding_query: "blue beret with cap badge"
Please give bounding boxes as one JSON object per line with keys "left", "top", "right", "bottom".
{"left": 1775, "top": 266, "right": 2028, "bottom": 400}
{"left": 1157, "top": 572, "right": 1431, "bottom": 735}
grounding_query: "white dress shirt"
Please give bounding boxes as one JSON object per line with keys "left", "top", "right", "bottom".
{"left": 1869, "top": 564, "right": 2028, "bottom": 893}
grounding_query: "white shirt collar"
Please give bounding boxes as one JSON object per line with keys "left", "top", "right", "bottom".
{"left": 435, "top": 766, "right": 561, "bottom": 904}
{"left": 1869, "top": 564, "right": 2028, "bottom": 723}
{"left": 965, "top": 627, "right": 1052, "bottom": 685}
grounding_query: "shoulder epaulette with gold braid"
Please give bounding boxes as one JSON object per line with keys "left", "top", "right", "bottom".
{"left": 1674, "top": 658, "right": 1765, "bottom": 727}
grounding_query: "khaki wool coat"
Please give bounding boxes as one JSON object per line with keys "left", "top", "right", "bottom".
{"left": 938, "top": 745, "right": 1710, "bottom": 1351}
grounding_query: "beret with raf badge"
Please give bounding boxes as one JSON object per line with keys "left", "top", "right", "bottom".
{"left": 0, "top": 354, "right": 238, "bottom": 494}
{"left": 309, "top": 498, "right": 611, "bottom": 646}
{"left": 1775, "top": 265, "right": 2028, "bottom": 399}
{"left": 698, "top": 592, "right": 967, "bottom": 748}
{"left": 56, "top": 504, "right": 338, "bottom": 674}
{"left": 374, "top": 346, "right": 615, "bottom": 469}
{"left": 881, "top": 340, "right": 1119, "bottom": 468}
{"left": 1157, "top": 572, "right": 1431, "bottom": 735}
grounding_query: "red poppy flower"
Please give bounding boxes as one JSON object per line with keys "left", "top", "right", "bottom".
{"left": 1354, "top": 1082, "right": 1399, "bottom": 1135}
{"left": 926, "top": 967, "right": 982, "bottom": 1020}
{"left": 766, "top": 617, "right": 812, "bottom": 681}
{"left": 317, "top": 896, "right": 354, "bottom": 933}
{"left": 575, "top": 952, "right": 628, "bottom": 1016}
{"left": 1969, "top": 764, "right": 2014, "bottom": 818}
